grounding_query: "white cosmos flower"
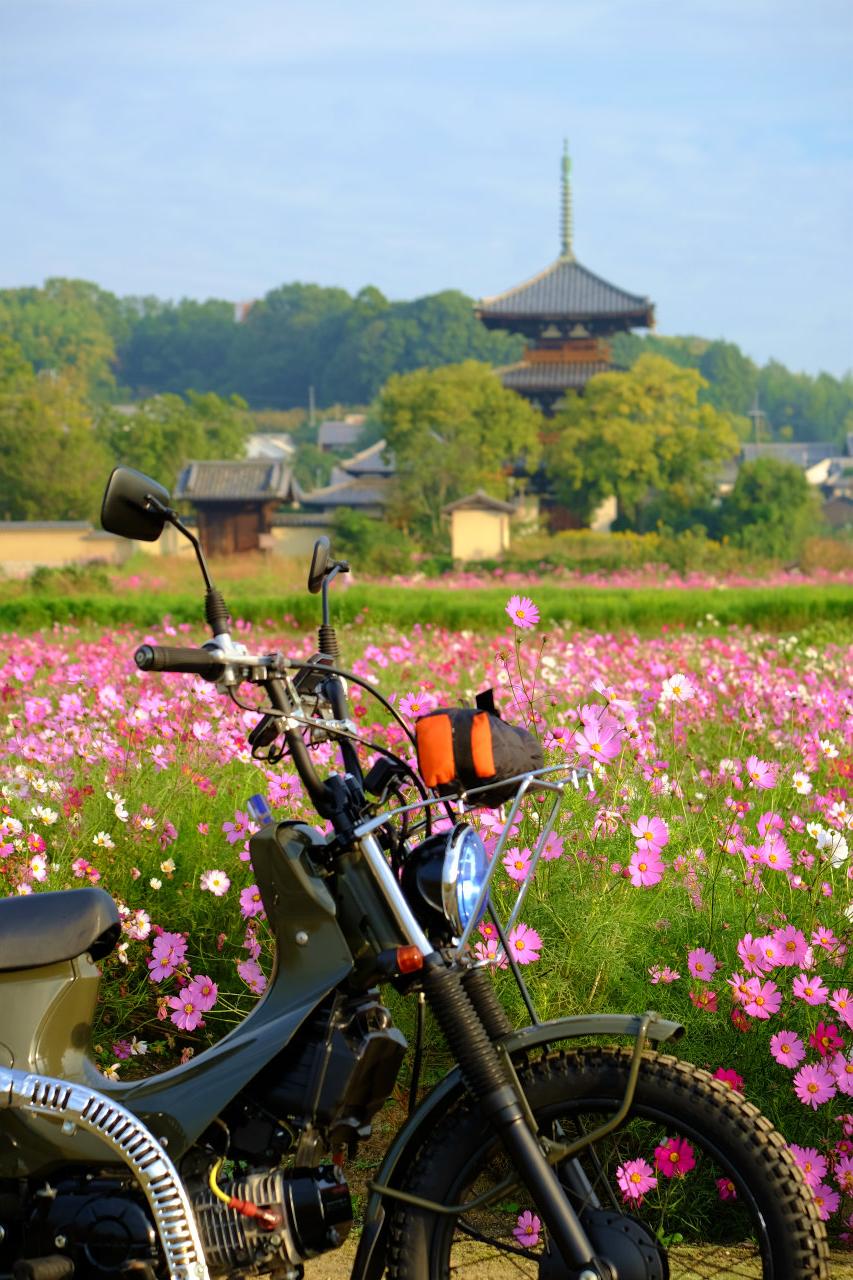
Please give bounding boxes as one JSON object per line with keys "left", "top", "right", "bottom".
{"left": 792, "top": 771, "right": 812, "bottom": 795}
{"left": 660, "top": 673, "right": 695, "bottom": 704}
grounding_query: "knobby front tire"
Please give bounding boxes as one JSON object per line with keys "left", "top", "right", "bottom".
{"left": 388, "top": 1046, "right": 829, "bottom": 1280}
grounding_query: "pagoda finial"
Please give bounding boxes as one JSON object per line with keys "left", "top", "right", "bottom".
{"left": 560, "top": 138, "right": 574, "bottom": 261}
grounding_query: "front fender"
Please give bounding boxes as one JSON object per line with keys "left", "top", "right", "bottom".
{"left": 351, "top": 1011, "right": 684, "bottom": 1280}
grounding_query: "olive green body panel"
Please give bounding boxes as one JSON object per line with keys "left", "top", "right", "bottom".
{"left": 0, "top": 822, "right": 356, "bottom": 1176}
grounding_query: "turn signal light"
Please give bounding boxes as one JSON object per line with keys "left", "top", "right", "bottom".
{"left": 396, "top": 946, "right": 424, "bottom": 973}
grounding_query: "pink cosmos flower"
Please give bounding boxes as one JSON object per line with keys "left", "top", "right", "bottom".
{"left": 788, "top": 1145, "right": 828, "bottom": 1189}
{"left": 772, "top": 925, "right": 808, "bottom": 967}
{"left": 473, "top": 939, "right": 508, "bottom": 969}
{"left": 713, "top": 1068, "right": 744, "bottom": 1092}
{"left": 200, "top": 869, "right": 231, "bottom": 896}
{"left": 752, "top": 934, "right": 783, "bottom": 968}
{"left": 237, "top": 957, "right": 267, "bottom": 994}
{"left": 792, "top": 973, "right": 829, "bottom": 1006}
{"left": 616, "top": 1158, "right": 657, "bottom": 1203}
{"left": 540, "top": 831, "right": 564, "bottom": 861}
{"left": 147, "top": 931, "right": 187, "bottom": 982}
{"left": 168, "top": 992, "right": 203, "bottom": 1032}
{"left": 512, "top": 1209, "right": 541, "bottom": 1247}
{"left": 399, "top": 691, "right": 436, "bottom": 719}
{"left": 223, "top": 810, "right": 255, "bottom": 844}
{"left": 687, "top": 947, "right": 718, "bottom": 981}
{"left": 648, "top": 965, "right": 680, "bottom": 984}
{"left": 835, "top": 1154, "right": 853, "bottom": 1194}
{"left": 793, "top": 1063, "right": 837, "bottom": 1110}
{"left": 239, "top": 885, "right": 266, "bottom": 919}
{"left": 829, "top": 989, "right": 853, "bottom": 1028}
{"left": 575, "top": 718, "right": 623, "bottom": 765}
{"left": 654, "top": 1136, "right": 696, "bottom": 1178}
{"left": 769, "top": 1029, "right": 806, "bottom": 1068}
{"left": 627, "top": 852, "right": 665, "bottom": 888}
{"left": 689, "top": 989, "right": 718, "bottom": 1012}
{"left": 716, "top": 1176, "right": 738, "bottom": 1200}
{"left": 736, "top": 933, "right": 770, "bottom": 976}
{"left": 630, "top": 814, "right": 669, "bottom": 851}
{"left": 809, "top": 1022, "right": 844, "bottom": 1058}
{"left": 502, "top": 848, "right": 532, "bottom": 882}
{"left": 187, "top": 974, "right": 218, "bottom": 1012}
{"left": 831, "top": 1054, "right": 853, "bottom": 1097}
{"left": 745, "top": 755, "right": 777, "bottom": 790}
{"left": 811, "top": 925, "right": 840, "bottom": 953}
{"left": 743, "top": 977, "right": 782, "bottom": 1020}
{"left": 758, "top": 836, "right": 792, "bottom": 872}
{"left": 507, "top": 923, "right": 542, "bottom": 964}
{"left": 727, "top": 971, "right": 753, "bottom": 1005}
{"left": 505, "top": 596, "right": 539, "bottom": 630}
{"left": 811, "top": 1184, "right": 840, "bottom": 1221}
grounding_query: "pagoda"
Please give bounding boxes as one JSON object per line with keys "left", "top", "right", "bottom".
{"left": 476, "top": 143, "right": 655, "bottom": 415}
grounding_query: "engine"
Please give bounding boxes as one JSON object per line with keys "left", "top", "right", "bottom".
{"left": 16, "top": 1176, "right": 160, "bottom": 1279}
{"left": 192, "top": 1165, "right": 352, "bottom": 1278}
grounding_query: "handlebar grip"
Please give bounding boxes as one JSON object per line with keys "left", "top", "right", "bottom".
{"left": 134, "top": 644, "right": 225, "bottom": 677}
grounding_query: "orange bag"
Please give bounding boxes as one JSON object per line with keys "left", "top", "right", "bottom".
{"left": 415, "top": 706, "right": 543, "bottom": 806}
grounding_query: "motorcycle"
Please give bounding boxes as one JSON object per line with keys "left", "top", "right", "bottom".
{"left": 0, "top": 465, "right": 828, "bottom": 1280}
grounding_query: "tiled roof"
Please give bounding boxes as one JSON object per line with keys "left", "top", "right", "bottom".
{"left": 442, "top": 489, "right": 516, "bottom": 515}
{"left": 740, "top": 442, "right": 837, "bottom": 469}
{"left": 341, "top": 439, "right": 395, "bottom": 477}
{"left": 496, "top": 360, "right": 614, "bottom": 391}
{"left": 299, "top": 475, "right": 392, "bottom": 509}
{"left": 174, "top": 460, "right": 296, "bottom": 502}
{"left": 317, "top": 421, "right": 365, "bottom": 449}
{"left": 478, "top": 258, "right": 653, "bottom": 323}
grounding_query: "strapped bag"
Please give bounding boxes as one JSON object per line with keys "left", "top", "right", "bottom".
{"left": 414, "top": 691, "right": 543, "bottom": 806}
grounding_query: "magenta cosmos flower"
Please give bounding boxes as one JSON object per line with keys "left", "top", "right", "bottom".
{"left": 167, "top": 992, "right": 204, "bottom": 1032}
{"left": 769, "top": 1029, "right": 806, "bottom": 1068}
{"left": 812, "top": 1184, "right": 840, "bottom": 1222}
{"left": 809, "top": 1022, "right": 844, "bottom": 1058}
{"left": 687, "top": 947, "right": 718, "bottom": 981}
{"left": 654, "top": 1136, "right": 696, "bottom": 1178}
{"left": 716, "top": 1176, "right": 738, "bottom": 1200}
{"left": 505, "top": 595, "right": 539, "bottom": 629}
{"left": 512, "top": 1210, "right": 541, "bottom": 1247}
{"left": 793, "top": 1063, "right": 837, "bottom": 1110}
{"left": 832, "top": 1053, "right": 853, "bottom": 1097}
{"left": 574, "top": 717, "right": 623, "bottom": 765}
{"left": 713, "top": 1067, "right": 744, "bottom": 1092}
{"left": 616, "top": 1158, "right": 657, "bottom": 1202}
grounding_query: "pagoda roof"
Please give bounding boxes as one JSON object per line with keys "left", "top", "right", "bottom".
{"left": 477, "top": 257, "right": 653, "bottom": 327}
{"left": 495, "top": 359, "right": 614, "bottom": 392}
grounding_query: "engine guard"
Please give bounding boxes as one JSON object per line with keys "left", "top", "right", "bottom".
{"left": 351, "top": 1011, "right": 684, "bottom": 1280}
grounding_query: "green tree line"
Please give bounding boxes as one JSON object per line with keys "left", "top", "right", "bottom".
{"left": 1, "top": 278, "right": 851, "bottom": 443}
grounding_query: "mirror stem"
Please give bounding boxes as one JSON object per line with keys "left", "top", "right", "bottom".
{"left": 145, "top": 495, "right": 232, "bottom": 639}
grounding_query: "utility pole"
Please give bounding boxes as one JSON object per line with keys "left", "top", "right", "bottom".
{"left": 308, "top": 385, "right": 316, "bottom": 432}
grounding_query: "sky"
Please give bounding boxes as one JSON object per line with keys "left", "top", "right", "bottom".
{"left": 2, "top": 0, "right": 852, "bottom": 378}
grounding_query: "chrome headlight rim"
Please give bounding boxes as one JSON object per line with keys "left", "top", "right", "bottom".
{"left": 441, "top": 822, "right": 488, "bottom": 936}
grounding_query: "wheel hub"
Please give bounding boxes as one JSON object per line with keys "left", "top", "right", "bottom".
{"left": 538, "top": 1208, "right": 667, "bottom": 1280}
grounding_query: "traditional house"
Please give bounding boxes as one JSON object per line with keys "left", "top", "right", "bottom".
{"left": 174, "top": 460, "right": 299, "bottom": 556}
{"left": 299, "top": 439, "right": 395, "bottom": 519}
{"left": 442, "top": 490, "right": 517, "bottom": 562}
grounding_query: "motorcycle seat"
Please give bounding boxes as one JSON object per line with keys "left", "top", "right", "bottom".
{"left": 0, "top": 887, "right": 121, "bottom": 971}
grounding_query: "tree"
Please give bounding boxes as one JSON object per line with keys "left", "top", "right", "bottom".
{"left": 543, "top": 355, "right": 741, "bottom": 528}
{"left": 719, "top": 457, "right": 821, "bottom": 560}
{"left": 0, "top": 338, "right": 112, "bottom": 519}
{"left": 0, "top": 278, "right": 121, "bottom": 398}
{"left": 377, "top": 361, "right": 542, "bottom": 545}
{"left": 96, "top": 390, "right": 251, "bottom": 489}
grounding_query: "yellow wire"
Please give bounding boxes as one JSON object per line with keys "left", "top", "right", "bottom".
{"left": 208, "top": 1158, "right": 232, "bottom": 1205}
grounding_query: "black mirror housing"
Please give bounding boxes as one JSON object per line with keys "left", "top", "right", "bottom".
{"left": 308, "top": 537, "right": 331, "bottom": 594}
{"left": 101, "top": 467, "right": 172, "bottom": 542}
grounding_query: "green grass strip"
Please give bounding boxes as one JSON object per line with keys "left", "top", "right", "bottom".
{"left": 1, "top": 584, "right": 850, "bottom": 634}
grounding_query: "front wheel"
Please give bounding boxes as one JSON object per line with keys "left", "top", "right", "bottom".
{"left": 388, "top": 1046, "right": 829, "bottom": 1279}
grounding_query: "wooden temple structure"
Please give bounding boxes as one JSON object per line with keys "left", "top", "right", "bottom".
{"left": 476, "top": 143, "right": 655, "bottom": 414}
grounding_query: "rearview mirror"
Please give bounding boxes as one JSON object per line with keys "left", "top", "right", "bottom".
{"left": 308, "top": 537, "right": 331, "bottom": 594}
{"left": 101, "top": 467, "right": 172, "bottom": 542}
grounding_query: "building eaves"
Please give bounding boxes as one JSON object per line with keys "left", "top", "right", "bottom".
{"left": 442, "top": 488, "right": 517, "bottom": 515}
{"left": 495, "top": 360, "right": 614, "bottom": 390}
{"left": 477, "top": 257, "right": 653, "bottom": 323}
{"left": 174, "top": 460, "right": 296, "bottom": 502}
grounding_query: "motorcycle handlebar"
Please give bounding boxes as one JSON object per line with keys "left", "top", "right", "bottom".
{"left": 134, "top": 644, "right": 225, "bottom": 677}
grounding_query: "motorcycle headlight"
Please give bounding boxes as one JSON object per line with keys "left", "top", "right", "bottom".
{"left": 402, "top": 823, "right": 489, "bottom": 941}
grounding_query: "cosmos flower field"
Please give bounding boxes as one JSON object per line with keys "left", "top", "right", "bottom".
{"left": 1, "top": 597, "right": 852, "bottom": 1239}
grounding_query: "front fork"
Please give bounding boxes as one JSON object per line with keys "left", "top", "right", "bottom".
{"left": 424, "top": 957, "right": 616, "bottom": 1280}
